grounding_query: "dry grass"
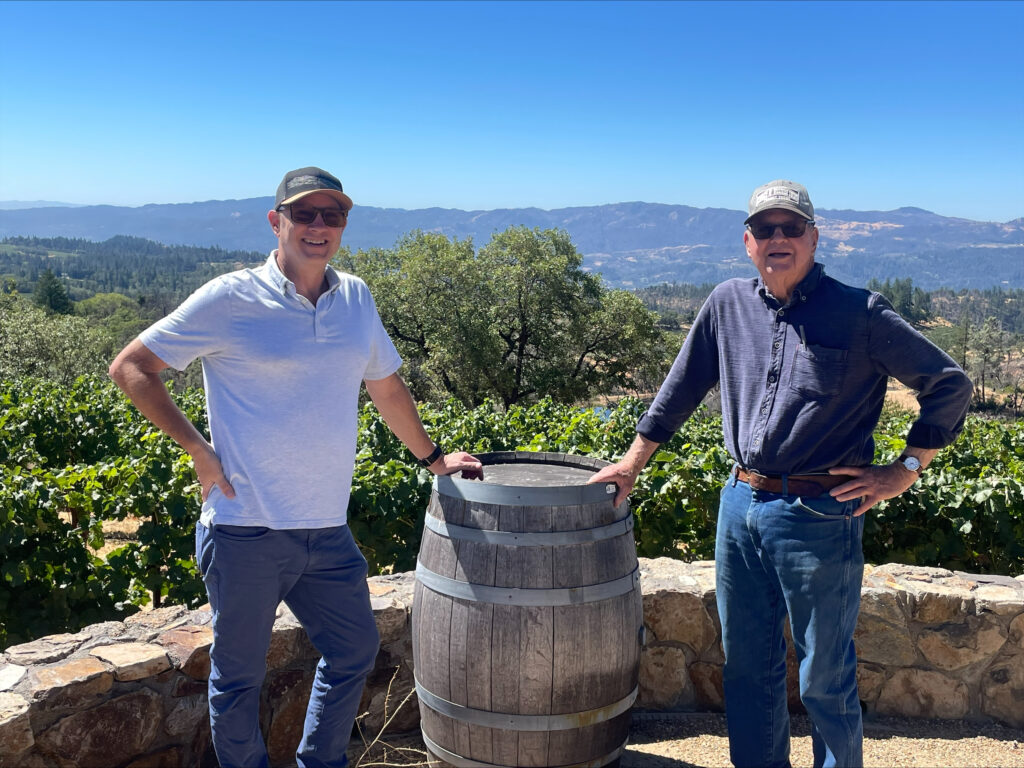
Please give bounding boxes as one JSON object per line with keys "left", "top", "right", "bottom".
{"left": 351, "top": 667, "right": 436, "bottom": 768}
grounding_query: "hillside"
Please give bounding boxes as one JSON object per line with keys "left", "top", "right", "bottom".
{"left": 1, "top": 200, "right": 1021, "bottom": 290}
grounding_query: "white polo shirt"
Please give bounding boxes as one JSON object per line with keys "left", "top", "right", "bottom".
{"left": 139, "top": 252, "right": 402, "bottom": 529}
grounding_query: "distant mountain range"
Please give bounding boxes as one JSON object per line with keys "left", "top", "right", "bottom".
{"left": 1, "top": 199, "right": 1021, "bottom": 290}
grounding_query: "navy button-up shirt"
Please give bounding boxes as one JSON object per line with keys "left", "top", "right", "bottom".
{"left": 636, "top": 263, "right": 973, "bottom": 474}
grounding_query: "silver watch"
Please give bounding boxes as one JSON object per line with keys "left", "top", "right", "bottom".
{"left": 897, "top": 453, "right": 922, "bottom": 474}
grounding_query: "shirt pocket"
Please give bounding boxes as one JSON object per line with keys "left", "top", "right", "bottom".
{"left": 789, "top": 344, "right": 848, "bottom": 399}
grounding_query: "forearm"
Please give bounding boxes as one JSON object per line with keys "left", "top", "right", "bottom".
{"left": 363, "top": 373, "right": 436, "bottom": 461}
{"left": 621, "top": 434, "right": 662, "bottom": 477}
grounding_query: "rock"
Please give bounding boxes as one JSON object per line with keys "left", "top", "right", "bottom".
{"left": 642, "top": 588, "right": 716, "bottom": 655}
{"left": 640, "top": 560, "right": 717, "bottom": 655}
{"left": 358, "top": 683, "right": 419, "bottom": 738}
{"left": 689, "top": 662, "right": 724, "bottom": 711}
{"left": 856, "top": 664, "right": 887, "bottom": 706}
{"left": 981, "top": 657, "right": 1024, "bottom": 728}
{"left": 123, "top": 605, "right": 189, "bottom": 636}
{"left": 917, "top": 617, "right": 1006, "bottom": 671}
{"left": 361, "top": 648, "right": 416, "bottom": 737}
{"left": 638, "top": 646, "right": 694, "bottom": 710}
{"left": 171, "top": 675, "right": 208, "bottom": 698}
{"left": 4, "top": 634, "right": 84, "bottom": 665}
{"left": 372, "top": 595, "right": 409, "bottom": 645}
{"left": 974, "top": 583, "right": 1024, "bottom": 617}
{"left": 265, "top": 669, "right": 315, "bottom": 765}
{"left": 156, "top": 625, "right": 213, "bottom": 680}
{"left": 165, "top": 695, "right": 208, "bottom": 737}
{"left": 0, "top": 664, "right": 27, "bottom": 692}
{"left": 876, "top": 668, "right": 969, "bottom": 719}
{"left": 368, "top": 572, "right": 416, "bottom": 606}
{"left": 0, "top": 691, "right": 33, "bottom": 756}
{"left": 909, "top": 583, "right": 974, "bottom": 625}
{"left": 1007, "top": 612, "right": 1024, "bottom": 650}
{"left": 684, "top": 560, "right": 719, "bottom": 601}
{"left": 35, "top": 688, "right": 164, "bottom": 765}
{"left": 859, "top": 586, "right": 909, "bottom": 626}
{"left": 89, "top": 643, "right": 171, "bottom": 682}
{"left": 28, "top": 657, "right": 112, "bottom": 702}
{"left": 266, "top": 623, "right": 305, "bottom": 670}
{"left": 868, "top": 564, "right": 975, "bottom": 624}
{"left": 854, "top": 613, "right": 917, "bottom": 667}
{"left": 269, "top": 605, "right": 319, "bottom": 665}
{"left": 125, "top": 747, "right": 181, "bottom": 768}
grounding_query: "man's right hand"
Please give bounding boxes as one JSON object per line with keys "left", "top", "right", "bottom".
{"left": 587, "top": 462, "right": 639, "bottom": 508}
{"left": 193, "top": 444, "right": 236, "bottom": 502}
{"left": 586, "top": 433, "right": 661, "bottom": 507}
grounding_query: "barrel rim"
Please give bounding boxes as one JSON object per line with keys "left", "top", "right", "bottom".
{"left": 436, "top": 451, "right": 618, "bottom": 506}
{"left": 472, "top": 450, "right": 613, "bottom": 471}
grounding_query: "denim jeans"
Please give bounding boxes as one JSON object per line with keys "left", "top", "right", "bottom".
{"left": 196, "top": 522, "right": 380, "bottom": 768}
{"left": 715, "top": 478, "right": 865, "bottom": 768}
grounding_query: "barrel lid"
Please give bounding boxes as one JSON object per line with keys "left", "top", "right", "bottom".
{"left": 435, "top": 451, "right": 618, "bottom": 506}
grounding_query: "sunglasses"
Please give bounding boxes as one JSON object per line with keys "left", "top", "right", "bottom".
{"left": 746, "top": 220, "right": 813, "bottom": 240}
{"left": 279, "top": 204, "right": 348, "bottom": 228}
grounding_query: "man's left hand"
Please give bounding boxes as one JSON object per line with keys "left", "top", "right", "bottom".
{"left": 827, "top": 463, "right": 918, "bottom": 517}
{"left": 431, "top": 451, "right": 484, "bottom": 480}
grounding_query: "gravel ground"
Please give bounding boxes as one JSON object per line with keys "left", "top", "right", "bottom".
{"left": 347, "top": 714, "right": 1024, "bottom": 767}
{"left": 624, "top": 713, "right": 1024, "bottom": 768}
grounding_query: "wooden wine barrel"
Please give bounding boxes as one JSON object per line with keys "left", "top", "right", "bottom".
{"left": 412, "top": 451, "right": 644, "bottom": 768}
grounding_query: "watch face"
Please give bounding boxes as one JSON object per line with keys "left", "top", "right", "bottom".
{"left": 902, "top": 456, "right": 922, "bottom": 472}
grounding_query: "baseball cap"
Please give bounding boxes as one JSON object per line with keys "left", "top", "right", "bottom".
{"left": 275, "top": 167, "right": 354, "bottom": 211}
{"left": 744, "top": 180, "right": 814, "bottom": 224}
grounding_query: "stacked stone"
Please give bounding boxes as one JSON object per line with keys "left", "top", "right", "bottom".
{"left": 0, "top": 576, "right": 416, "bottom": 768}
{"left": 2, "top": 562, "right": 1022, "bottom": 767}
{"left": 628, "top": 559, "right": 1024, "bottom": 728}
{"left": 856, "top": 563, "right": 1024, "bottom": 726}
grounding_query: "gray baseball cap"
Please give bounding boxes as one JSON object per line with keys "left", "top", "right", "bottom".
{"left": 745, "top": 180, "right": 814, "bottom": 224}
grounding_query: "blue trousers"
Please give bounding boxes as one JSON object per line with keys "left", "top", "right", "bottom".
{"left": 196, "top": 522, "right": 380, "bottom": 768}
{"left": 715, "top": 479, "right": 865, "bottom": 768}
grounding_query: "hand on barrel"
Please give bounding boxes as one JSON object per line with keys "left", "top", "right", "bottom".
{"left": 586, "top": 462, "right": 636, "bottom": 508}
{"left": 586, "top": 435, "right": 659, "bottom": 507}
{"left": 433, "top": 451, "right": 485, "bottom": 480}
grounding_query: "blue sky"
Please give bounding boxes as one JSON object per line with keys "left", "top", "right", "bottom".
{"left": 1, "top": 0, "right": 1021, "bottom": 221}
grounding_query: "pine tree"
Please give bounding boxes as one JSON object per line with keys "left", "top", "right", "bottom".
{"left": 32, "top": 268, "right": 74, "bottom": 315}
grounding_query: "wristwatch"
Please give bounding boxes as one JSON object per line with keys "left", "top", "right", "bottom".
{"left": 418, "top": 444, "right": 444, "bottom": 468}
{"left": 897, "top": 453, "right": 923, "bottom": 475}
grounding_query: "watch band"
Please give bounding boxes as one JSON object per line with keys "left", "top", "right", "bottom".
{"left": 418, "top": 444, "right": 444, "bottom": 468}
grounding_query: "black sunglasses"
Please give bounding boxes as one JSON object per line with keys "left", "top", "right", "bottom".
{"left": 746, "top": 220, "right": 813, "bottom": 240}
{"left": 278, "top": 204, "right": 348, "bottom": 228}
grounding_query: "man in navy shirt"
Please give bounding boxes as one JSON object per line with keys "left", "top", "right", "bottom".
{"left": 591, "top": 180, "right": 972, "bottom": 767}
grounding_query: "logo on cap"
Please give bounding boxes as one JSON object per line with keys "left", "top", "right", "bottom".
{"left": 287, "top": 175, "right": 319, "bottom": 192}
{"left": 754, "top": 186, "right": 801, "bottom": 207}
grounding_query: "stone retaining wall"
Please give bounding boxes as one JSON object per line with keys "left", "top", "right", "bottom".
{"left": 2, "top": 559, "right": 1022, "bottom": 767}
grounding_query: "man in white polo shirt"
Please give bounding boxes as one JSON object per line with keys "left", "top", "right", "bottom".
{"left": 109, "top": 167, "right": 482, "bottom": 768}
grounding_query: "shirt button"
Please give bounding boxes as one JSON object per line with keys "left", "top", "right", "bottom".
{"left": 761, "top": 408, "right": 768, "bottom": 415}
{"left": 753, "top": 439, "right": 760, "bottom": 446}
{"left": 773, "top": 341, "right": 781, "bottom": 349}
{"left": 767, "top": 374, "right": 776, "bottom": 383}
{"left": 778, "top": 310, "right": 785, "bottom": 317}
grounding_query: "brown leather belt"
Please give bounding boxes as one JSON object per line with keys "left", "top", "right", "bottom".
{"left": 733, "top": 467, "right": 853, "bottom": 497}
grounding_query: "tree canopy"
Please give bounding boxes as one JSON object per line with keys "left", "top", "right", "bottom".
{"left": 338, "top": 226, "right": 668, "bottom": 408}
{"left": 32, "top": 268, "right": 73, "bottom": 315}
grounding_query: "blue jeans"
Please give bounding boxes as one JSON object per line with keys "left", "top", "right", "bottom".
{"left": 196, "top": 522, "right": 380, "bottom": 768}
{"left": 715, "top": 478, "right": 865, "bottom": 768}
